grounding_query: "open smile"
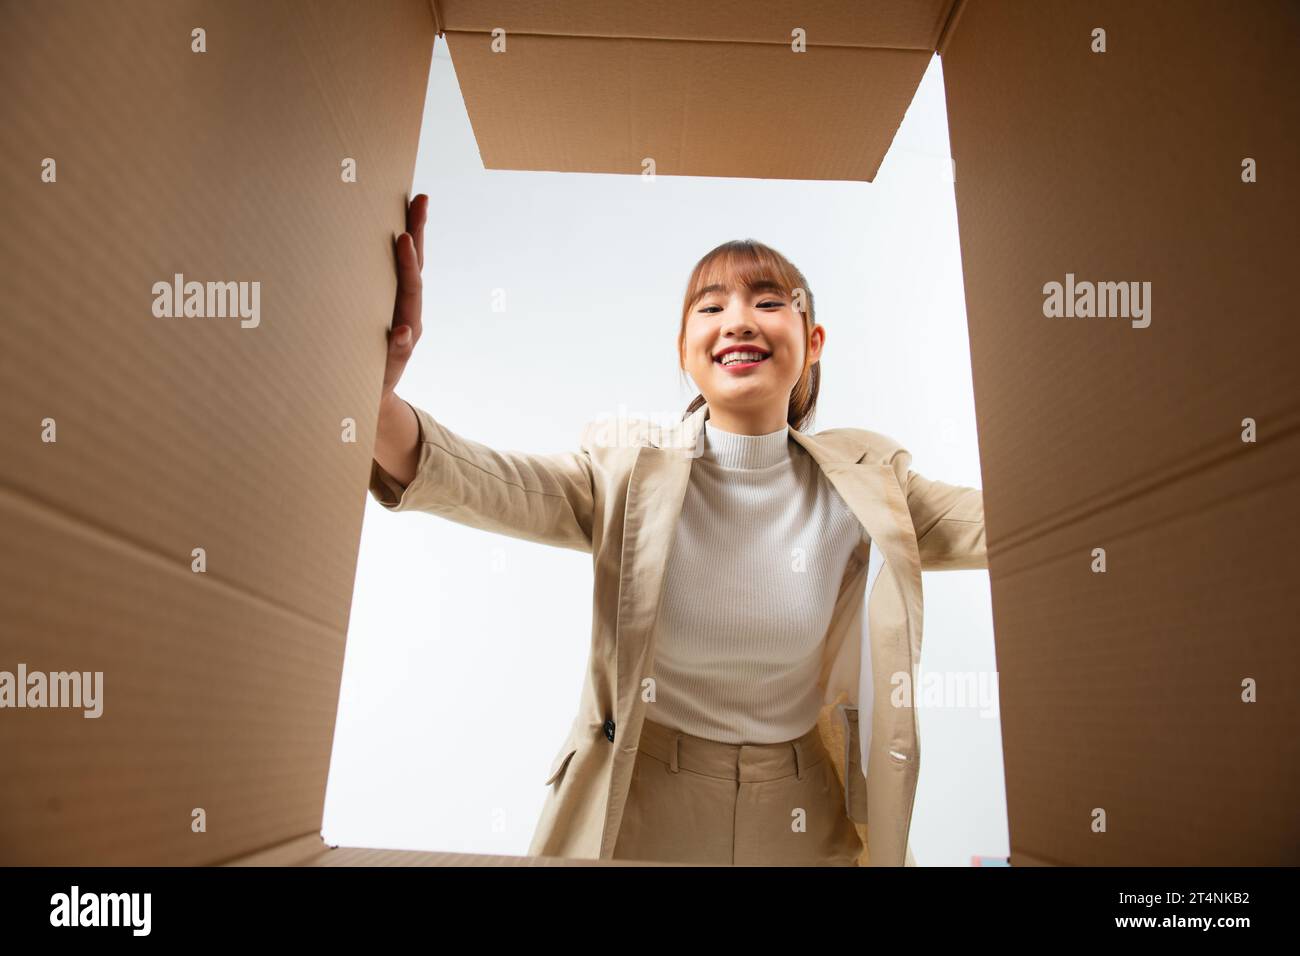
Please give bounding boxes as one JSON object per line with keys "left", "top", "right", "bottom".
{"left": 713, "top": 348, "right": 772, "bottom": 372}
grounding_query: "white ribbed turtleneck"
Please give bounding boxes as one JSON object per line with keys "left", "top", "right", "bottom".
{"left": 645, "top": 413, "right": 864, "bottom": 744}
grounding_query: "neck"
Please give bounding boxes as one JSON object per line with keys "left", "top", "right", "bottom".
{"left": 704, "top": 404, "right": 789, "bottom": 436}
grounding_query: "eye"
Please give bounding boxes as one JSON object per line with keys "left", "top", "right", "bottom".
{"left": 696, "top": 298, "right": 783, "bottom": 314}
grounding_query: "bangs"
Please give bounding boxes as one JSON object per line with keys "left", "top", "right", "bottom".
{"left": 684, "top": 241, "right": 803, "bottom": 312}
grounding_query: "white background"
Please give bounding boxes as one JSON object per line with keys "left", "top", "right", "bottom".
{"left": 322, "top": 42, "right": 1006, "bottom": 866}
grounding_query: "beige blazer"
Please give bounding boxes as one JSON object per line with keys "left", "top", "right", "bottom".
{"left": 369, "top": 399, "right": 988, "bottom": 866}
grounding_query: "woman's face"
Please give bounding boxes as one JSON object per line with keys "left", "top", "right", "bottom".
{"left": 681, "top": 281, "right": 824, "bottom": 422}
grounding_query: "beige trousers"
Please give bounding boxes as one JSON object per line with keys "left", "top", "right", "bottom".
{"left": 612, "top": 716, "right": 865, "bottom": 866}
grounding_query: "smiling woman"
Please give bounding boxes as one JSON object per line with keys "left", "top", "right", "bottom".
{"left": 369, "top": 197, "right": 987, "bottom": 866}
{"left": 609, "top": 238, "right": 864, "bottom": 864}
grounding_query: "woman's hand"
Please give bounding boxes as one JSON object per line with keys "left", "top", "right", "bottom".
{"left": 383, "top": 193, "right": 428, "bottom": 399}
{"left": 373, "top": 193, "right": 429, "bottom": 488}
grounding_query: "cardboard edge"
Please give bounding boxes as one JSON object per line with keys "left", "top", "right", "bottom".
{"left": 934, "top": 0, "right": 966, "bottom": 57}
{"left": 305, "top": 847, "right": 686, "bottom": 866}
{"left": 1009, "top": 848, "right": 1065, "bottom": 867}
{"left": 435, "top": 5, "right": 952, "bottom": 51}
{"left": 217, "top": 832, "right": 331, "bottom": 867}
{"left": 442, "top": 31, "right": 938, "bottom": 51}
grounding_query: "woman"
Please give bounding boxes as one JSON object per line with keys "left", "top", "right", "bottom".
{"left": 372, "top": 194, "right": 987, "bottom": 866}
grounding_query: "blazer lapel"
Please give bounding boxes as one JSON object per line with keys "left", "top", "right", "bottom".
{"left": 613, "top": 405, "right": 705, "bottom": 710}
{"left": 788, "top": 429, "right": 925, "bottom": 645}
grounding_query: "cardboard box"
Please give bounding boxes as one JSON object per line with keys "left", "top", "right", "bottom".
{"left": 941, "top": 0, "right": 1299, "bottom": 866}
{"left": 2, "top": 0, "right": 1295, "bottom": 866}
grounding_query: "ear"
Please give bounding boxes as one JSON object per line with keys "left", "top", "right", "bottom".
{"left": 807, "top": 324, "right": 826, "bottom": 364}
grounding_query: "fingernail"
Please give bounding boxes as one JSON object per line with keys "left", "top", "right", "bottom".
{"left": 394, "top": 326, "right": 412, "bottom": 346}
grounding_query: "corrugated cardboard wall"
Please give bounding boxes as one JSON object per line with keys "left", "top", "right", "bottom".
{"left": 942, "top": 0, "right": 1300, "bottom": 864}
{"left": 0, "top": 0, "right": 434, "bottom": 864}
{"left": 439, "top": 0, "right": 955, "bottom": 181}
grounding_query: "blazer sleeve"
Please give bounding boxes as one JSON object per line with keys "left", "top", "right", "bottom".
{"left": 889, "top": 448, "right": 987, "bottom": 571}
{"left": 368, "top": 399, "right": 596, "bottom": 553}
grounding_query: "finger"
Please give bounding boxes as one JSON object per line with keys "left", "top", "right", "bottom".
{"left": 382, "top": 323, "right": 414, "bottom": 393}
{"left": 405, "top": 193, "right": 428, "bottom": 273}
{"left": 411, "top": 194, "right": 428, "bottom": 272}
{"left": 405, "top": 194, "right": 421, "bottom": 253}
{"left": 393, "top": 232, "right": 423, "bottom": 342}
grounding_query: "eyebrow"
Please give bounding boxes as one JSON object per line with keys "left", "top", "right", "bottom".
{"left": 693, "top": 280, "right": 787, "bottom": 305}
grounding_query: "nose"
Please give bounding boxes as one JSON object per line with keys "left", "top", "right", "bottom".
{"left": 719, "top": 307, "right": 759, "bottom": 338}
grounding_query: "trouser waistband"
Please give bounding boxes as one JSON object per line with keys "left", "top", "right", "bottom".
{"left": 636, "top": 716, "right": 827, "bottom": 783}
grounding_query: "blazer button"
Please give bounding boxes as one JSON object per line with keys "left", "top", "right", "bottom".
{"left": 603, "top": 718, "right": 616, "bottom": 742}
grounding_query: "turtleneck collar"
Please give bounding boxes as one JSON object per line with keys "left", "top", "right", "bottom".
{"left": 701, "top": 416, "right": 791, "bottom": 470}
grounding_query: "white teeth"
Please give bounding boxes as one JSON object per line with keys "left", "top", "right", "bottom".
{"left": 719, "top": 351, "right": 768, "bottom": 366}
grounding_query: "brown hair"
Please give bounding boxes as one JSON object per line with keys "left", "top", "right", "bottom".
{"left": 677, "top": 239, "right": 820, "bottom": 432}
